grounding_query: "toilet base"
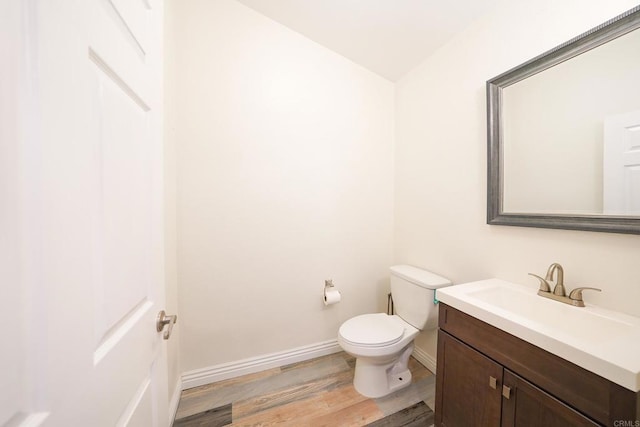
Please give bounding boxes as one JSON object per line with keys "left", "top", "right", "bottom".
{"left": 352, "top": 342, "right": 414, "bottom": 398}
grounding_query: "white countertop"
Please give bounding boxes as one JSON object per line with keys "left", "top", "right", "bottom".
{"left": 436, "top": 279, "right": 640, "bottom": 392}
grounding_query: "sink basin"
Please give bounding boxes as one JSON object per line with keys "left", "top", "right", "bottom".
{"left": 436, "top": 279, "right": 640, "bottom": 392}
{"left": 466, "top": 283, "right": 636, "bottom": 342}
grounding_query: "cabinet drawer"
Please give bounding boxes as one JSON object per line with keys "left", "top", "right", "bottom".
{"left": 439, "top": 303, "right": 638, "bottom": 425}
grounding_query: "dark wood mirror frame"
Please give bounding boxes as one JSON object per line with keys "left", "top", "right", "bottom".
{"left": 487, "top": 5, "right": 640, "bottom": 235}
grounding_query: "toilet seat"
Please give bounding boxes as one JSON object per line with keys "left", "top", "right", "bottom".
{"left": 339, "top": 313, "right": 404, "bottom": 348}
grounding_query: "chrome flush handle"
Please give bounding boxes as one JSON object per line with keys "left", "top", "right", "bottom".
{"left": 156, "top": 310, "right": 178, "bottom": 340}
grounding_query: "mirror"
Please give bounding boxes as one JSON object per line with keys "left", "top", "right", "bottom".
{"left": 487, "top": 6, "right": 640, "bottom": 234}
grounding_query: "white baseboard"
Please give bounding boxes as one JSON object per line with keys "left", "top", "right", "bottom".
{"left": 181, "top": 339, "right": 342, "bottom": 390}
{"left": 413, "top": 345, "right": 437, "bottom": 374}
{"left": 168, "top": 377, "right": 182, "bottom": 425}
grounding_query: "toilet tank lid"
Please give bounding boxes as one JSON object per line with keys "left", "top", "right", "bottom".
{"left": 390, "top": 265, "right": 451, "bottom": 289}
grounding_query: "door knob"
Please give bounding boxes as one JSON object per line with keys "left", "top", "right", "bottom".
{"left": 156, "top": 310, "right": 177, "bottom": 340}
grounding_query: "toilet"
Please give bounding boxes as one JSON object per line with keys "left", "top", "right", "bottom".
{"left": 338, "top": 265, "right": 451, "bottom": 398}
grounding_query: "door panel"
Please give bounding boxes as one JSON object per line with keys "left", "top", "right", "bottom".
{"left": 501, "top": 370, "right": 599, "bottom": 427}
{"left": 436, "top": 331, "right": 503, "bottom": 427}
{"left": 604, "top": 110, "right": 640, "bottom": 215}
{"left": 91, "top": 55, "right": 152, "bottom": 346}
{"left": 93, "top": 0, "right": 152, "bottom": 107}
{"left": 109, "top": 0, "right": 151, "bottom": 53}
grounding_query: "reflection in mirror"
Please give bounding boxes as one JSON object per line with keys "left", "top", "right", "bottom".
{"left": 487, "top": 5, "right": 640, "bottom": 234}
{"left": 502, "top": 28, "right": 640, "bottom": 216}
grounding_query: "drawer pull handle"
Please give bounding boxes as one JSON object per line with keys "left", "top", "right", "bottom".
{"left": 502, "top": 385, "right": 511, "bottom": 399}
{"left": 489, "top": 376, "right": 497, "bottom": 389}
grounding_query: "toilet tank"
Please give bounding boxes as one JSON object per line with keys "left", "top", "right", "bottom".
{"left": 390, "top": 265, "right": 451, "bottom": 330}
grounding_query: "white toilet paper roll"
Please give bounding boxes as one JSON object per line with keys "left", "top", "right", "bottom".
{"left": 323, "top": 288, "right": 341, "bottom": 305}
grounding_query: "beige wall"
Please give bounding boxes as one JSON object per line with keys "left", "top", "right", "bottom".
{"left": 167, "top": 0, "right": 640, "bottom": 380}
{"left": 395, "top": 0, "right": 640, "bottom": 361}
{"left": 168, "top": 0, "right": 394, "bottom": 372}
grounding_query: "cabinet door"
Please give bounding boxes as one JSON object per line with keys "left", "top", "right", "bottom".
{"left": 501, "top": 370, "right": 600, "bottom": 427}
{"left": 436, "top": 331, "right": 503, "bottom": 426}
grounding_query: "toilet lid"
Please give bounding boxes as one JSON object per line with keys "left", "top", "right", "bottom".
{"left": 339, "top": 313, "right": 404, "bottom": 347}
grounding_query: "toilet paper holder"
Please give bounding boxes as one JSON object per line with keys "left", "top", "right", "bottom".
{"left": 323, "top": 279, "right": 341, "bottom": 305}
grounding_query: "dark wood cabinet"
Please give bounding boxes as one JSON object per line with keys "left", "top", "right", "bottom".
{"left": 437, "top": 332, "right": 502, "bottom": 426}
{"left": 502, "top": 370, "right": 598, "bottom": 427}
{"left": 435, "top": 304, "right": 640, "bottom": 427}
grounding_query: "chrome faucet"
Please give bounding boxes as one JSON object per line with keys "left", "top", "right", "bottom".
{"left": 528, "top": 262, "right": 563, "bottom": 294}
{"left": 549, "top": 263, "right": 565, "bottom": 296}
{"left": 528, "top": 263, "right": 601, "bottom": 307}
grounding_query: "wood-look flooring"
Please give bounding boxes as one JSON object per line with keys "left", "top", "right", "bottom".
{"left": 173, "top": 351, "right": 435, "bottom": 427}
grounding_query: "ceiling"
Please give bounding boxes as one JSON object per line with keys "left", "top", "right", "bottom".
{"left": 236, "top": 0, "right": 502, "bottom": 81}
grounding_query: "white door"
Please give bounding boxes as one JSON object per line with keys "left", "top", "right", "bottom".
{"left": 604, "top": 110, "right": 640, "bottom": 215}
{"left": 1, "top": 1, "right": 171, "bottom": 425}
{"left": 0, "top": 1, "right": 39, "bottom": 425}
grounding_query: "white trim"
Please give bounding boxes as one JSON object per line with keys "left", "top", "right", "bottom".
{"left": 168, "top": 377, "right": 182, "bottom": 425}
{"left": 412, "top": 345, "right": 437, "bottom": 374}
{"left": 181, "top": 339, "right": 341, "bottom": 390}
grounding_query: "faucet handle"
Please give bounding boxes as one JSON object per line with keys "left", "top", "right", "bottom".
{"left": 568, "top": 287, "right": 602, "bottom": 302}
{"left": 528, "top": 273, "right": 551, "bottom": 293}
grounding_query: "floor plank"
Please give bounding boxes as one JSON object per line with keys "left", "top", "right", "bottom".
{"left": 173, "top": 403, "right": 232, "bottom": 427}
{"left": 365, "top": 401, "right": 434, "bottom": 427}
{"left": 177, "top": 354, "right": 350, "bottom": 419}
{"left": 174, "top": 352, "right": 435, "bottom": 426}
{"left": 176, "top": 367, "right": 282, "bottom": 419}
{"left": 309, "top": 399, "right": 384, "bottom": 427}
{"left": 232, "top": 368, "right": 354, "bottom": 419}
{"left": 375, "top": 375, "right": 436, "bottom": 416}
{"left": 231, "top": 371, "right": 370, "bottom": 425}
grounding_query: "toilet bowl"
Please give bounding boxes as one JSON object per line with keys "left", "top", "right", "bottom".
{"left": 337, "top": 265, "right": 451, "bottom": 398}
{"left": 338, "top": 313, "right": 419, "bottom": 398}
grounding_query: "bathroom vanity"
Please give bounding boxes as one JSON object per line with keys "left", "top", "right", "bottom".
{"left": 434, "top": 280, "right": 640, "bottom": 426}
